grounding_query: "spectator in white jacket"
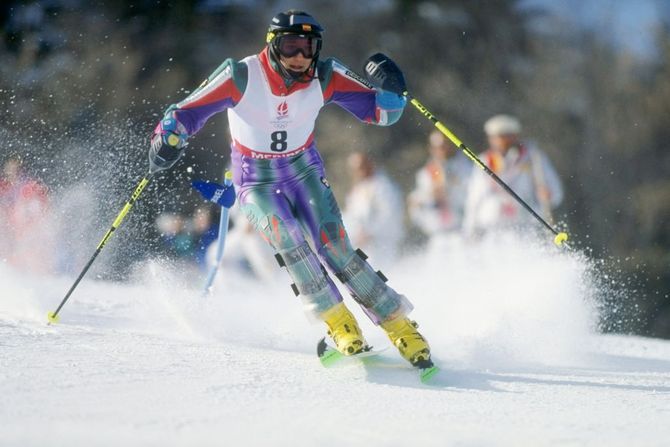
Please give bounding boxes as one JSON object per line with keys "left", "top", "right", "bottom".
{"left": 408, "top": 130, "right": 472, "bottom": 239}
{"left": 463, "top": 114, "right": 563, "bottom": 237}
{"left": 343, "top": 151, "right": 404, "bottom": 269}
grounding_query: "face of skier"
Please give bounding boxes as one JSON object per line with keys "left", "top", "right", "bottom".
{"left": 488, "top": 133, "right": 520, "bottom": 154}
{"left": 279, "top": 51, "right": 312, "bottom": 74}
{"left": 276, "top": 34, "right": 317, "bottom": 74}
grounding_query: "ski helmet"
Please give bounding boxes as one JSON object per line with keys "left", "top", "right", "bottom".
{"left": 266, "top": 10, "right": 324, "bottom": 82}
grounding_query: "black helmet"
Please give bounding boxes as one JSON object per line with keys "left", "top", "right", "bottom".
{"left": 266, "top": 10, "right": 324, "bottom": 82}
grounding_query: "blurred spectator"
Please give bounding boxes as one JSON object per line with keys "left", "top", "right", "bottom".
{"left": 463, "top": 115, "right": 563, "bottom": 237}
{"left": 343, "top": 151, "right": 404, "bottom": 268}
{"left": 0, "top": 156, "right": 54, "bottom": 273}
{"left": 408, "top": 130, "right": 472, "bottom": 241}
{"left": 155, "top": 212, "right": 194, "bottom": 260}
{"left": 4, "top": 1, "right": 59, "bottom": 67}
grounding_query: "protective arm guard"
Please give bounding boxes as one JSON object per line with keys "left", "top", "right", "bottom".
{"left": 148, "top": 112, "right": 188, "bottom": 173}
{"left": 374, "top": 89, "right": 407, "bottom": 125}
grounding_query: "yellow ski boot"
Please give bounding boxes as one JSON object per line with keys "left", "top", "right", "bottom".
{"left": 322, "top": 302, "right": 367, "bottom": 355}
{"left": 380, "top": 316, "right": 433, "bottom": 368}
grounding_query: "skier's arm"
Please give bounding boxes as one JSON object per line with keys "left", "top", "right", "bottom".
{"left": 319, "top": 58, "right": 406, "bottom": 126}
{"left": 149, "top": 59, "right": 247, "bottom": 172}
{"left": 167, "top": 58, "right": 247, "bottom": 135}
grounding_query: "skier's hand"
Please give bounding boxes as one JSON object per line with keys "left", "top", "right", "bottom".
{"left": 149, "top": 114, "right": 188, "bottom": 173}
{"left": 364, "top": 53, "right": 407, "bottom": 96}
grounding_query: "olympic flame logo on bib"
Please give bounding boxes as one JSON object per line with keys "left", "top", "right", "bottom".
{"left": 276, "top": 101, "right": 289, "bottom": 120}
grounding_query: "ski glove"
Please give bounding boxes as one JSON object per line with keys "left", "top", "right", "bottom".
{"left": 364, "top": 53, "right": 407, "bottom": 96}
{"left": 149, "top": 113, "right": 188, "bottom": 173}
{"left": 191, "top": 180, "right": 236, "bottom": 209}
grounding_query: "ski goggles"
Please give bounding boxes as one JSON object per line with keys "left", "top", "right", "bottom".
{"left": 275, "top": 34, "right": 321, "bottom": 59}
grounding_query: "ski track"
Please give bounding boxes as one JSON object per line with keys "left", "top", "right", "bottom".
{"left": 1, "top": 237, "right": 669, "bottom": 447}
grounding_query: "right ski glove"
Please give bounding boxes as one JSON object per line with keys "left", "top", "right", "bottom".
{"left": 149, "top": 113, "right": 188, "bottom": 173}
{"left": 364, "top": 53, "right": 407, "bottom": 96}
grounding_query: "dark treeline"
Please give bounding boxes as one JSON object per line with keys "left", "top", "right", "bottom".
{"left": 1, "top": 0, "right": 668, "bottom": 337}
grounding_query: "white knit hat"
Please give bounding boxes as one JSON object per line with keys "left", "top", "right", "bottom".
{"left": 484, "top": 114, "right": 522, "bottom": 136}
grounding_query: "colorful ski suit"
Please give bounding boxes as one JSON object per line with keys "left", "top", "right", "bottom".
{"left": 160, "top": 47, "right": 412, "bottom": 323}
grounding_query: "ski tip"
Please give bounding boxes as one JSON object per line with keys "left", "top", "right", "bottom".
{"left": 316, "top": 337, "right": 328, "bottom": 357}
{"left": 47, "top": 311, "right": 59, "bottom": 325}
{"left": 317, "top": 337, "right": 344, "bottom": 367}
{"left": 420, "top": 366, "right": 439, "bottom": 384}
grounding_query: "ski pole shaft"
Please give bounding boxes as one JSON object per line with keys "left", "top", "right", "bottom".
{"left": 202, "top": 171, "right": 233, "bottom": 295}
{"left": 48, "top": 175, "right": 153, "bottom": 323}
{"left": 403, "top": 91, "right": 569, "bottom": 248}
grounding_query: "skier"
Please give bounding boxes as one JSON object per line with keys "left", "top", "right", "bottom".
{"left": 149, "top": 10, "right": 433, "bottom": 368}
{"left": 463, "top": 114, "right": 563, "bottom": 237}
{"left": 343, "top": 151, "right": 404, "bottom": 269}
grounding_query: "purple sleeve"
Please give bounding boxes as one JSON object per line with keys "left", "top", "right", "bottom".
{"left": 164, "top": 58, "right": 245, "bottom": 136}
{"left": 321, "top": 59, "right": 402, "bottom": 125}
{"left": 170, "top": 100, "right": 237, "bottom": 136}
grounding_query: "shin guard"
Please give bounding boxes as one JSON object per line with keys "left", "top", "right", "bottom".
{"left": 276, "top": 242, "right": 342, "bottom": 319}
{"left": 333, "top": 250, "right": 412, "bottom": 324}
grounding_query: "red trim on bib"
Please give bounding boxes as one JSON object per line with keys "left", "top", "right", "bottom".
{"left": 232, "top": 133, "right": 315, "bottom": 159}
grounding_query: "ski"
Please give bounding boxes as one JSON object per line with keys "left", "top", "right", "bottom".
{"left": 316, "top": 337, "right": 440, "bottom": 384}
{"left": 418, "top": 363, "right": 440, "bottom": 384}
{"left": 316, "top": 337, "right": 385, "bottom": 367}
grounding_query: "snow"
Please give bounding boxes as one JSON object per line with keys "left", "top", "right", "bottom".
{"left": 1, "top": 236, "right": 669, "bottom": 446}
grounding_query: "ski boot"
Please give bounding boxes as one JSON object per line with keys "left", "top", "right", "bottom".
{"left": 380, "top": 316, "right": 433, "bottom": 368}
{"left": 322, "top": 302, "right": 368, "bottom": 355}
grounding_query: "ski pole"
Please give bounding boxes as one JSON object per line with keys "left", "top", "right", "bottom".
{"left": 403, "top": 91, "right": 569, "bottom": 248}
{"left": 47, "top": 174, "right": 153, "bottom": 324}
{"left": 201, "top": 171, "right": 234, "bottom": 295}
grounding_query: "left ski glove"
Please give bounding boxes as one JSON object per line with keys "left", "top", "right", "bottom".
{"left": 191, "top": 180, "right": 236, "bottom": 208}
{"left": 149, "top": 113, "right": 188, "bottom": 173}
{"left": 364, "top": 53, "right": 407, "bottom": 96}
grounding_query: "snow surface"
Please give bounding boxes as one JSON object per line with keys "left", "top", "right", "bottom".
{"left": 1, "top": 236, "right": 669, "bottom": 446}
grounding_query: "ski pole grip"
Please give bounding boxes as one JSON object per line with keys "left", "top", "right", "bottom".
{"left": 224, "top": 170, "right": 233, "bottom": 187}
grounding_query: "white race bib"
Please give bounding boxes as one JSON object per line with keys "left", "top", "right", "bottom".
{"left": 228, "top": 55, "right": 324, "bottom": 158}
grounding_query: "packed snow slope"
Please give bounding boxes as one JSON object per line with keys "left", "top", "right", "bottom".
{"left": 1, "top": 236, "right": 669, "bottom": 447}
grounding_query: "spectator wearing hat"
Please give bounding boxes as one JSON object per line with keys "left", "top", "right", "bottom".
{"left": 462, "top": 114, "right": 563, "bottom": 237}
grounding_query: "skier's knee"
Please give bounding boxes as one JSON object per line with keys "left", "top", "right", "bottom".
{"left": 241, "top": 205, "right": 302, "bottom": 250}
{"left": 315, "top": 221, "right": 355, "bottom": 271}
